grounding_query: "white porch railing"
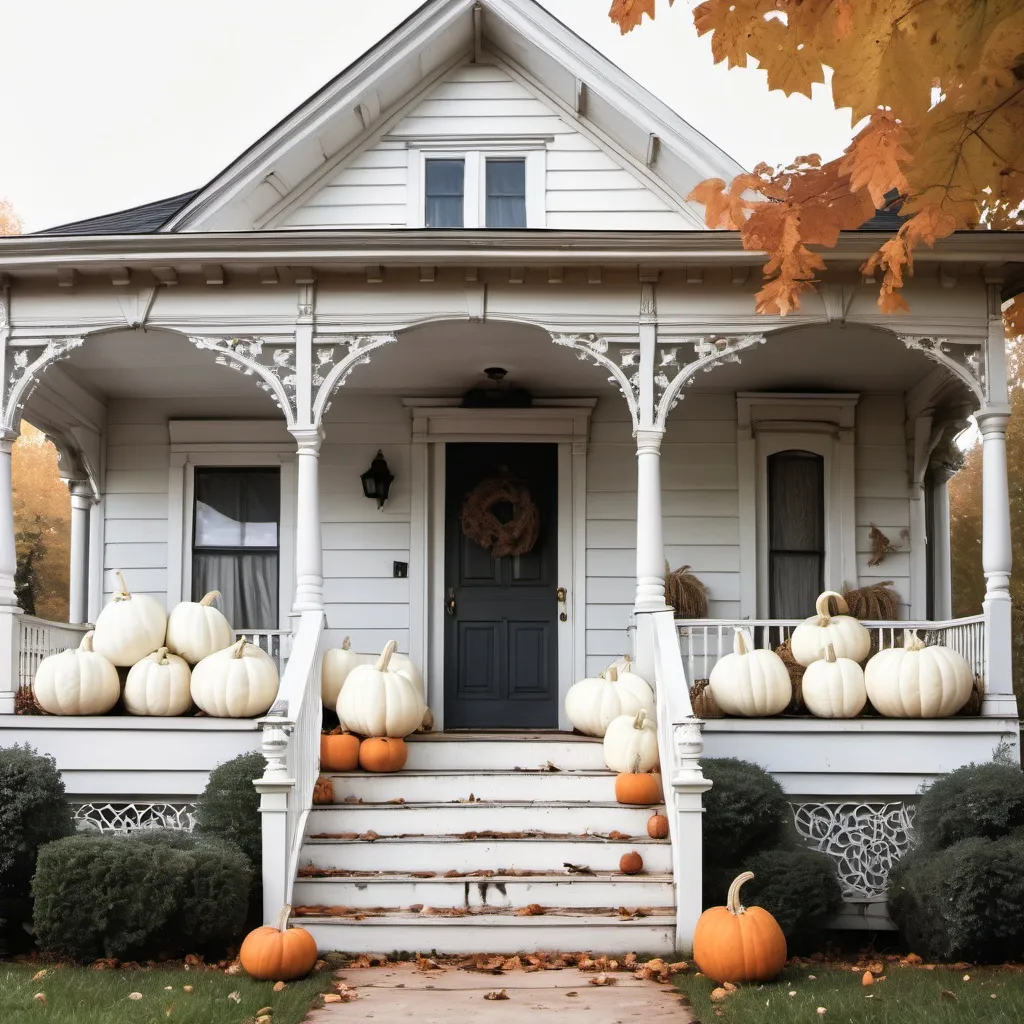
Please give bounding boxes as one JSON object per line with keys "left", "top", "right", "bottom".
{"left": 254, "top": 610, "right": 325, "bottom": 924}
{"left": 234, "top": 629, "right": 294, "bottom": 673}
{"left": 676, "top": 615, "right": 987, "bottom": 688}
{"left": 17, "top": 615, "right": 93, "bottom": 689}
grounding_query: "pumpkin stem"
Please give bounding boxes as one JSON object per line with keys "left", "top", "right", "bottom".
{"left": 631, "top": 754, "right": 642, "bottom": 775}
{"left": 904, "top": 629, "right": 925, "bottom": 652}
{"left": 156, "top": 646, "right": 169, "bottom": 664}
{"left": 113, "top": 570, "right": 131, "bottom": 601}
{"left": 734, "top": 628, "right": 751, "bottom": 656}
{"left": 276, "top": 904, "right": 292, "bottom": 932}
{"left": 632, "top": 709, "right": 648, "bottom": 730}
{"left": 824, "top": 643, "right": 837, "bottom": 664}
{"left": 80, "top": 630, "right": 96, "bottom": 653}
{"left": 377, "top": 640, "right": 398, "bottom": 672}
{"left": 199, "top": 591, "right": 221, "bottom": 607}
{"left": 608, "top": 666, "right": 618, "bottom": 682}
{"left": 726, "top": 871, "right": 755, "bottom": 915}
{"left": 230, "top": 638, "right": 248, "bottom": 659}
{"left": 342, "top": 636, "right": 352, "bottom": 651}
{"left": 815, "top": 590, "right": 847, "bottom": 624}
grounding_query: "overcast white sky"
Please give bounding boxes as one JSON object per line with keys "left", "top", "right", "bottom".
{"left": 0, "top": 0, "right": 856, "bottom": 233}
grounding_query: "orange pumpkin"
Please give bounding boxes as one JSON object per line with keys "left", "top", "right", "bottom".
{"left": 647, "top": 812, "right": 669, "bottom": 839}
{"left": 240, "top": 905, "right": 319, "bottom": 981}
{"left": 619, "top": 851, "right": 644, "bottom": 874}
{"left": 615, "top": 757, "right": 663, "bottom": 805}
{"left": 320, "top": 731, "right": 360, "bottom": 772}
{"left": 359, "top": 736, "right": 407, "bottom": 773}
{"left": 693, "top": 871, "right": 787, "bottom": 983}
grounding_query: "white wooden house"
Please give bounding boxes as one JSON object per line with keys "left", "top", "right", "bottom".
{"left": 0, "top": 0, "right": 1020, "bottom": 953}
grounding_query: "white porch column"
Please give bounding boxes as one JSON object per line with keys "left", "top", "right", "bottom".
{"left": 0, "top": 431, "right": 22, "bottom": 713}
{"left": 635, "top": 427, "right": 669, "bottom": 612}
{"left": 290, "top": 427, "right": 324, "bottom": 614}
{"left": 68, "top": 482, "right": 93, "bottom": 625}
{"left": 977, "top": 406, "right": 1015, "bottom": 715}
{"left": 930, "top": 466, "right": 954, "bottom": 621}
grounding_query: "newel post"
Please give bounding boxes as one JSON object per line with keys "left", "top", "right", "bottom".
{"left": 0, "top": 429, "right": 22, "bottom": 714}
{"left": 254, "top": 708, "right": 294, "bottom": 925}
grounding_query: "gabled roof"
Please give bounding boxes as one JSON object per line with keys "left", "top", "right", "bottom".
{"left": 36, "top": 192, "right": 198, "bottom": 236}
{"left": 160, "top": 0, "right": 747, "bottom": 232}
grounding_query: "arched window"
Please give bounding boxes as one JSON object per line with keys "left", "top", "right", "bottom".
{"left": 767, "top": 450, "right": 824, "bottom": 618}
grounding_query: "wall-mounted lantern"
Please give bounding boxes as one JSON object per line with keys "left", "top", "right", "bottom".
{"left": 361, "top": 450, "right": 394, "bottom": 510}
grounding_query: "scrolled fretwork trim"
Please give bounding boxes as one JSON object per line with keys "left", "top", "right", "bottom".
{"left": 550, "top": 333, "right": 640, "bottom": 430}
{"left": 311, "top": 333, "right": 399, "bottom": 425}
{"left": 898, "top": 334, "right": 986, "bottom": 405}
{"left": 3, "top": 336, "right": 85, "bottom": 432}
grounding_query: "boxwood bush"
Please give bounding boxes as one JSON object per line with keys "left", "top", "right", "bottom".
{"left": 33, "top": 830, "right": 252, "bottom": 960}
{"left": 742, "top": 847, "right": 843, "bottom": 938}
{"left": 194, "top": 751, "right": 266, "bottom": 867}
{"left": 702, "top": 757, "right": 790, "bottom": 865}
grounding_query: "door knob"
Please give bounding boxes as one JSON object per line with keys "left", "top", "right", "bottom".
{"left": 556, "top": 586, "right": 567, "bottom": 622}
{"left": 445, "top": 587, "right": 456, "bottom": 616}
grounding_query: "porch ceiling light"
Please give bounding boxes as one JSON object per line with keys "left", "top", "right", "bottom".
{"left": 361, "top": 450, "right": 394, "bottom": 510}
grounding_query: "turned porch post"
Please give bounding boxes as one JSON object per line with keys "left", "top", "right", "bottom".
{"left": 68, "top": 482, "right": 93, "bottom": 625}
{"left": 0, "top": 430, "right": 21, "bottom": 713}
{"left": 290, "top": 427, "right": 325, "bottom": 614}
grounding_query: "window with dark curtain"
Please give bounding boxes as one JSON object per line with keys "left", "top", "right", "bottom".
{"left": 768, "top": 450, "right": 825, "bottom": 618}
{"left": 193, "top": 468, "right": 280, "bottom": 630}
{"left": 485, "top": 159, "right": 526, "bottom": 228}
{"left": 425, "top": 159, "right": 465, "bottom": 228}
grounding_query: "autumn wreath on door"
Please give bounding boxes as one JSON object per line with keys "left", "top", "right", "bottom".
{"left": 460, "top": 475, "right": 540, "bottom": 558}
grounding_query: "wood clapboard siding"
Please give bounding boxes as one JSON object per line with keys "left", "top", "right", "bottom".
{"left": 282, "top": 62, "right": 689, "bottom": 231}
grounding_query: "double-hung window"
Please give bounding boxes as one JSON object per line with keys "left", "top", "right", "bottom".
{"left": 485, "top": 159, "right": 526, "bottom": 228}
{"left": 422, "top": 154, "right": 529, "bottom": 228}
{"left": 424, "top": 159, "right": 466, "bottom": 228}
{"left": 192, "top": 468, "right": 280, "bottom": 629}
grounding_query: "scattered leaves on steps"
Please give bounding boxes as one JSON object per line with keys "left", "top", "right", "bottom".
{"left": 359, "top": 831, "right": 379, "bottom": 842}
{"left": 589, "top": 972, "right": 616, "bottom": 986}
{"left": 417, "top": 955, "right": 442, "bottom": 971}
{"left": 514, "top": 904, "right": 545, "bottom": 916}
{"left": 483, "top": 989, "right": 510, "bottom": 1000}
{"left": 564, "top": 863, "right": 594, "bottom": 874}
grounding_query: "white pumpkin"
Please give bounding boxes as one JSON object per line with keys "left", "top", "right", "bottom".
{"left": 790, "top": 590, "right": 871, "bottom": 667}
{"left": 801, "top": 643, "right": 867, "bottom": 719}
{"left": 33, "top": 631, "right": 119, "bottom": 716}
{"left": 92, "top": 571, "right": 168, "bottom": 667}
{"left": 565, "top": 666, "right": 655, "bottom": 738}
{"left": 338, "top": 640, "right": 426, "bottom": 738}
{"left": 190, "top": 638, "right": 279, "bottom": 718}
{"left": 865, "top": 630, "right": 973, "bottom": 718}
{"left": 321, "top": 636, "right": 371, "bottom": 707}
{"left": 709, "top": 628, "right": 792, "bottom": 717}
{"left": 390, "top": 652, "right": 425, "bottom": 698}
{"left": 603, "top": 708, "right": 659, "bottom": 773}
{"left": 123, "top": 647, "right": 192, "bottom": 717}
{"left": 165, "top": 590, "right": 233, "bottom": 664}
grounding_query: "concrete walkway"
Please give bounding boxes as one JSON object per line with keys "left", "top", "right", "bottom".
{"left": 315, "top": 961, "right": 693, "bottom": 1022}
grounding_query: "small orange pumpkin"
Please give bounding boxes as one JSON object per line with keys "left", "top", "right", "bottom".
{"left": 240, "top": 905, "right": 319, "bottom": 981}
{"left": 615, "top": 756, "right": 663, "bottom": 805}
{"left": 359, "top": 736, "right": 408, "bottom": 773}
{"left": 320, "top": 730, "right": 360, "bottom": 772}
{"left": 647, "top": 812, "right": 669, "bottom": 839}
{"left": 693, "top": 871, "right": 787, "bottom": 983}
{"left": 619, "top": 851, "right": 644, "bottom": 874}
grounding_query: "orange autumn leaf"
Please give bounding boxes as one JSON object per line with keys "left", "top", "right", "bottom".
{"left": 0, "top": 198, "right": 21, "bottom": 236}
{"left": 608, "top": 0, "right": 672, "bottom": 35}
{"left": 839, "top": 113, "right": 912, "bottom": 209}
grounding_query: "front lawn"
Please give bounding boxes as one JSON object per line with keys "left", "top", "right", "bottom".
{"left": 0, "top": 964, "right": 332, "bottom": 1024}
{"left": 677, "top": 962, "right": 1024, "bottom": 1023}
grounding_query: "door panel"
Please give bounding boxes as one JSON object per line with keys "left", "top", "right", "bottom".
{"left": 444, "top": 443, "right": 558, "bottom": 729}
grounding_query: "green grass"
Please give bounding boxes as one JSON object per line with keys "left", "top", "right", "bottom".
{"left": 0, "top": 964, "right": 332, "bottom": 1024}
{"left": 677, "top": 963, "right": 1024, "bottom": 1023}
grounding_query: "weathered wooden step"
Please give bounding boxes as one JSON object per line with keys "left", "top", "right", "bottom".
{"left": 404, "top": 734, "right": 606, "bottom": 772}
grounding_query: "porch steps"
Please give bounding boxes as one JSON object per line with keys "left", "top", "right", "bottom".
{"left": 293, "top": 733, "right": 676, "bottom": 954}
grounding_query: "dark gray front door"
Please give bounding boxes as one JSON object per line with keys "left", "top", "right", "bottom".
{"left": 444, "top": 443, "right": 558, "bottom": 729}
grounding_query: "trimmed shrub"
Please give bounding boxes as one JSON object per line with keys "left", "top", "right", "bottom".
{"left": 0, "top": 744, "right": 75, "bottom": 899}
{"left": 913, "top": 762, "right": 1024, "bottom": 853}
{"left": 889, "top": 835, "right": 1024, "bottom": 961}
{"left": 33, "top": 831, "right": 252, "bottom": 960}
{"left": 742, "top": 848, "right": 843, "bottom": 938}
{"left": 194, "top": 751, "right": 266, "bottom": 866}
{"left": 702, "top": 757, "right": 791, "bottom": 866}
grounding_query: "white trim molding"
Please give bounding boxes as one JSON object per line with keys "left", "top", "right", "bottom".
{"left": 736, "top": 393, "right": 859, "bottom": 618}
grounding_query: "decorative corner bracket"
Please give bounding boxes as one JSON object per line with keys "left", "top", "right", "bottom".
{"left": 311, "top": 333, "right": 398, "bottom": 425}
{"left": 550, "top": 333, "right": 640, "bottom": 431}
{"left": 3, "top": 336, "right": 85, "bottom": 432}
{"left": 898, "top": 334, "right": 986, "bottom": 405}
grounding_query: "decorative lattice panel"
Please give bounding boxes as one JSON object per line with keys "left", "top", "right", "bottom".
{"left": 73, "top": 802, "right": 197, "bottom": 834}
{"left": 791, "top": 801, "right": 916, "bottom": 901}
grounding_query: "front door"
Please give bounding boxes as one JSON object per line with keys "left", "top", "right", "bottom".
{"left": 444, "top": 443, "right": 558, "bottom": 729}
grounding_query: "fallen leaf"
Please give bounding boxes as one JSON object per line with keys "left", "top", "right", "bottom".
{"left": 273, "top": 981, "right": 286, "bottom": 992}
{"left": 589, "top": 972, "right": 616, "bottom": 986}
{"left": 902, "top": 953, "right": 922, "bottom": 965}
{"left": 564, "top": 862, "right": 594, "bottom": 875}
{"left": 31, "top": 970, "right": 47, "bottom": 982}
{"left": 257, "top": 1017, "right": 272, "bottom": 1024}
{"left": 417, "top": 956, "right": 441, "bottom": 971}
{"left": 183, "top": 985, "right": 194, "bottom": 994}
{"left": 128, "top": 992, "right": 143, "bottom": 1000}
{"left": 33, "top": 994, "right": 46, "bottom": 1005}
{"left": 723, "top": 982, "right": 737, "bottom": 993}
{"left": 360, "top": 830, "right": 380, "bottom": 842}
{"left": 566, "top": 990, "right": 578, "bottom": 997}
{"left": 817, "top": 1009, "right": 827, "bottom": 1016}
{"left": 224, "top": 963, "right": 242, "bottom": 975}
{"left": 483, "top": 989, "right": 509, "bottom": 1000}
{"left": 323, "top": 994, "right": 343, "bottom": 1003}
{"left": 502, "top": 957, "right": 523, "bottom": 971}
{"left": 228, "top": 991, "right": 242, "bottom": 1004}
{"left": 710, "top": 987, "right": 730, "bottom": 1002}
{"left": 963, "top": 974, "right": 971, "bottom": 982}
{"left": 515, "top": 903, "right": 545, "bottom": 916}
{"left": 940, "top": 990, "right": 958, "bottom": 1003}
{"left": 256, "top": 1007, "right": 273, "bottom": 1016}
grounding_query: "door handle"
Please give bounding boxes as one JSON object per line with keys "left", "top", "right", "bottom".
{"left": 556, "top": 586, "right": 567, "bottom": 622}
{"left": 445, "top": 587, "right": 457, "bottom": 616}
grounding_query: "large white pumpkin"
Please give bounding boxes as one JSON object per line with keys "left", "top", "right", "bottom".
{"left": 92, "top": 571, "right": 167, "bottom": 667}
{"left": 565, "top": 666, "right": 655, "bottom": 738}
{"left": 33, "top": 631, "right": 120, "bottom": 716}
{"left": 603, "top": 709, "right": 659, "bottom": 773}
{"left": 321, "top": 637, "right": 371, "bottom": 707}
{"left": 165, "top": 591, "right": 233, "bottom": 664}
{"left": 865, "top": 630, "right": 973, "bottom": 718}
{"left": 709, "top": 628, "right": 792, "bottom": 717}
{"left": 338, "top": 640, "right": 426, "bottom": 738}
{"left": 190, "top": 639, "right": 279, "bottom": 718}
{"left": 124, "top": 647, "right": 192, "bottom": 717}
{"left": 790, "top": 591, "right": 871, "bottom": 667}
{"left": 802, "top": 643, "right": 867, "bottom": 719}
